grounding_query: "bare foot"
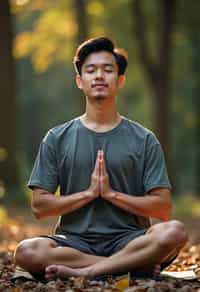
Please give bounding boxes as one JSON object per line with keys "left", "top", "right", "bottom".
{"left": 153, "top": 264, "right": 161, "bottom": 276}
{"left": 135, "top": 264, "right": 161, "bottom": 277}
{"left": 45, "top": 263, "right": 161, "bottom": 280}
{"left": 45, "top": 265, "right": 91, "bottom": 280}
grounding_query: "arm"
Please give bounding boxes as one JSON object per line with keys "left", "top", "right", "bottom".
{"left": 98, "top": 150, "right": 172, "bottom": 221}
{"left": 31, "top": 151, "right": 101, "bottom": 219}
{"left": 102, "top": 188, "right": 172, "bottom": 221}
{"left": 31, "top": 188, "right": 96, "bottom": 219}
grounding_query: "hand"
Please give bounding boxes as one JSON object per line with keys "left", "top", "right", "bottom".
{"left": 87, "top": 151, "right": 101, "bottom": 199}
{"left": 98, "top": 150, "right": 114, "bottom": 199}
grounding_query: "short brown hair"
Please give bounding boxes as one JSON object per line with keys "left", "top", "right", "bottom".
{"left": 73, "top": 36, "right": 128, "bottom": 76}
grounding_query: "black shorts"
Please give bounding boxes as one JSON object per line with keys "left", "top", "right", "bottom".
{"left": 40, "top": 230, "right": 177, "bottom": 278}
{"left": 41, "top": 230, "right": 146, "bottom": 257}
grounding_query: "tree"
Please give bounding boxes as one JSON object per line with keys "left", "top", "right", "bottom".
{"left": 131, "top": 0, "right": 176, "bottom": 172}
{"left": 73, "top": 0, "right": 89, "bottom": 114}
{"left": 0, "top": 0, "right": 20, "bottom": 189}
{"left": 191, "top": 35, "right": 200, "bottom": 194}
{"left": 176, "top": 0, "right": 200, "bottom": 194}
{"left": 74, "top": 0, "right": 89, "bottom": 45}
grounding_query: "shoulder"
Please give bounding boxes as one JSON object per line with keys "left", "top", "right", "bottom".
{"left": 42, "top": 117, "right": 80, "bottom": 147}
{"left": 122, "top": 117, "right": 159, "bottom": 146}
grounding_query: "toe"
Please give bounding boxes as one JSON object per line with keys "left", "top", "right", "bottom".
{"left": 153, "top": 264, "right": 161, "bottom": 275}
{"left": 45, "top": 265, "right": 58, "bottom": 273}
{"left": 45, "top": 265, "right": 59, "bottom": 280}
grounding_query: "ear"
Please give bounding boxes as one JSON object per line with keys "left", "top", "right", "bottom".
{"left": 118, "top": 75, "right": 126, "bottom": 88}
{"left": 76, "top": 74, "right": 82, "bottom": 89}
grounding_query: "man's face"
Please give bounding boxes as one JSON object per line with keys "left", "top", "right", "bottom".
{"left": 76, "top": 51, "right": 124, "bottom": 100}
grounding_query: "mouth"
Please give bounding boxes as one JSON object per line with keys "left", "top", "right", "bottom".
{"left": 92, "top": 84, "right": 108, "bottom": 90}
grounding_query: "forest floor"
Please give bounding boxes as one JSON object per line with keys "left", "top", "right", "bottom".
{"left": 0, "top": 205, "right": 200, "bottom": 291}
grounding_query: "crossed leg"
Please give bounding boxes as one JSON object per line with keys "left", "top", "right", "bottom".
{"left": 14, "top": 237, "right": 105, "bottom": 275}
{"left": 45, "top": 220, "right": 188, "bottom": 279}
{"left": 14, "top": 235, "right": 161, "bottom": 279}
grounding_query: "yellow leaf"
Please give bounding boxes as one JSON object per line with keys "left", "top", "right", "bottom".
{"left": 15, "top": 0, "right": 30, "bottom": 6}
{"left": 13, "top": 32, "right": 32, "bottom": 58}
{"left": 192, "top": 203, "right": 200, "bottom": 217}
{"left": 87, "top": 1, "right": 104, "bottom": 16}
{"left": 114, "top": 275, "right": 129, "bottom": 291}
{"left": 0, "top": 207, "right": 8, "bottom": 223}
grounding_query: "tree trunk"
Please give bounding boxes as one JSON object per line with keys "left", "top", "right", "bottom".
{"left": 73, "top": 0, "right": 89, "bottom": 115}
{"left": 191, "top": 35, "right": 200, "bottom": 194}
{"left": 0, "top": 1, "right": 19, "bottom": 188}
{"left": 74, "top": 0, "right": 89, "bottom": 44}
{"left": 131, "top": 0, "right": 176, "bottom": 177}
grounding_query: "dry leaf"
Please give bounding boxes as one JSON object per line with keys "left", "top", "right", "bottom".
{"left": 114, "top": 275, "right": 129, "bottom": 291}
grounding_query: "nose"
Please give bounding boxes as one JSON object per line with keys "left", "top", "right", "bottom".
{"left": 95, "top": 68, "right": 104, "bottom": 79}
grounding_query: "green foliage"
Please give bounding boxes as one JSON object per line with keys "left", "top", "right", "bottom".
{"left": 14, "top": 1, "right": 77, "bottom": 72}
{"left": 172, "top": 193, "right": 200, "bottom": 218}
{"left": 1, "top": 186, "right": 27, "bottom": 205}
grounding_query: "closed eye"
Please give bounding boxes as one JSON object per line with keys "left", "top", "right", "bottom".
{"left": 86, "top": 69, "right": 95, "bottom": 73}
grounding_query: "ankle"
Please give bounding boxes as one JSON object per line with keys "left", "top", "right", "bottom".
{"left": 81, "top": 266, "right": 96, "bottom": 278}
{"left": 87, "top": 266, "right": 97, "bottom": 278}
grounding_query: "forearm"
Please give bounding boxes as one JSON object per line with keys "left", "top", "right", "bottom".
{"left": 32, "top": 190, "right": 94, "bottom": 219}
{"left": 105, "top": 191, "right": 172, "bottom": 221}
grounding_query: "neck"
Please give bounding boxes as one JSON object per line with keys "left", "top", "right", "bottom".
{"left": 83, "top": 97, "right": 119, "bottom": 125}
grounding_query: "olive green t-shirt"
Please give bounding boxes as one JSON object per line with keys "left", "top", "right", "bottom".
{"left": 28, "top": 117, "right": 171, "bottom": 235}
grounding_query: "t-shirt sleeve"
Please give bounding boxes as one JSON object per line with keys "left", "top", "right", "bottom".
{"left": 27, "top": 132, "right": 59, "bottom": 193}
{"left": 143, "top": 134, "right": 172, "bottom": 192}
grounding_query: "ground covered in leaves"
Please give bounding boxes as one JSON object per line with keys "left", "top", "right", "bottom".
{"left": 0, "top": 217, "right": 200, "bottom": 291}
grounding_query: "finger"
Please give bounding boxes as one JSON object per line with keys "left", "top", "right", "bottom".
{"left": 97, "top": 150, "right": 103, "bottom": 161}
{"left": 100, "top": 151, "right": 107, "bottom": 176}
{"left": 94, "top": 151, "right": 101, "bottom": 175}
{"left": 96, "top": 150, "right": 102, "bottom": 177}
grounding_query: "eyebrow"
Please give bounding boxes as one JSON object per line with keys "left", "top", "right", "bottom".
{"left": 84, "top": 63, "right": 115, "bottom": 68}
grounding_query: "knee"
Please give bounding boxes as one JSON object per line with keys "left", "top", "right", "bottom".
{"left": 14, "top": 239, "right": 45, "bottom": 272}
{"left": 157, "top": 220, "right": 188, "bottom": 250}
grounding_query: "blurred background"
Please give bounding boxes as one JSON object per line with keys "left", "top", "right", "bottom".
{"left": 0, "top": 0, "right": 200, "bottom": 222}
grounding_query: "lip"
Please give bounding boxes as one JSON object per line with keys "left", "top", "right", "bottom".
{"left": 92, "top": 84, "right": 107, "bottom": 88}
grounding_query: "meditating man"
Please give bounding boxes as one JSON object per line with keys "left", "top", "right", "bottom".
{"left": 14, "top": 37, "right": 188, "bottom": 280}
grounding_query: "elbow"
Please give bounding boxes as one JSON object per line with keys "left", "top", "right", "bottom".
{"left": 31, "top": 201, "right": 45, "bottom": 220}
{"left": 159, "top": 213, "right": 170, "bottom": 222}
{"left": 31, "top": 189, "right": 52, "bottom": 219}
{"left": 159, "top": 202, "right": 172, "bottom": 221}
{"left": 32, "top": 207, "right": 43, "bottom": 219}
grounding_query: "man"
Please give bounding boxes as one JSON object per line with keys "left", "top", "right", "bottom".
{"left": 14, "top": 37, "right": 188, "bottom": 280}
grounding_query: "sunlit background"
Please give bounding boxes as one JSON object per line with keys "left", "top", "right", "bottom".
{"left": 0, "top": 0, "right": 200, "bottom": 221}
